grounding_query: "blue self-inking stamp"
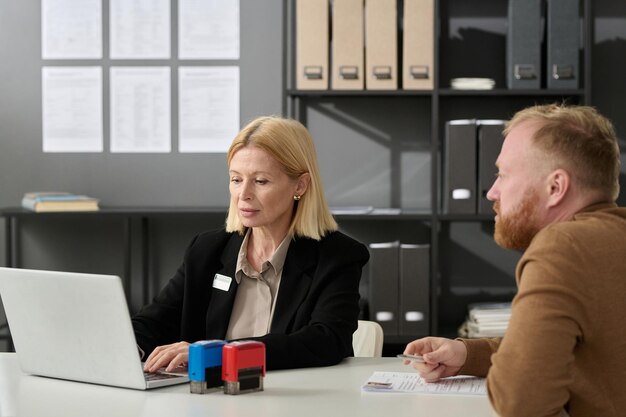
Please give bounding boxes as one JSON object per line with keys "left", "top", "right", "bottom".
{"left": 188, "top": 340, "right": 227, "bottom": 394}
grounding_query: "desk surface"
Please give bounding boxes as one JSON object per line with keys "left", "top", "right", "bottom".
{"left": 0, "top": 353, "right": 495, "bottom": 417}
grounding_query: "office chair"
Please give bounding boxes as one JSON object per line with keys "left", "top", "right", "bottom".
{"left": 352, "top": 320, "right": 384, "bottom": 358}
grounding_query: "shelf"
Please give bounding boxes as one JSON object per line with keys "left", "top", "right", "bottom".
{"left": 284, "top": 0, "right": 591, "bottom": 339}
{"left": 439, "top": 88, "right": 586, "bottom": 97}
{"left": 287, "top": 89, "right": 585, "bottom": 98}
{"left": 437, "top": 213, "right": 494, "bottom": 222}
{"left": 286, "top": 89, "right": 433, "bottom": 97}
{"left": 0, "top": 206, "right": 230, "bottom": 218}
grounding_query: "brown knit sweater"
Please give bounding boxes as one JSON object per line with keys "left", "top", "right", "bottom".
{"left": 459, "top": 203, "right": 626, "bottom": 417}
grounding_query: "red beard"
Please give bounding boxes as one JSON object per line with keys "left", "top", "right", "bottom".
{"left": 493, "top": 190, "right": 542, "bottom": 251}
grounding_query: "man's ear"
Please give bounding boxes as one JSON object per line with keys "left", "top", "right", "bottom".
{"left": 546, "top": 169, "right": 570, "bottom": 208}
{"left": 296, "top": 173, "right": 311, "bottom": 197}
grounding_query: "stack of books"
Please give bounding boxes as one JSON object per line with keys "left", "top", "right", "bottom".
{"left": 458, "top": 302, "right": 512, "bottom": 338}
{"left": 21, "top": 192, "right": 99, "bottom": 212}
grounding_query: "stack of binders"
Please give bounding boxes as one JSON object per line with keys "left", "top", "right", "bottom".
{"left": 368, "top": 241, "right": 430, "bottom": 338}
{"left": 507, "top": 0, "right": 580, "bottom": 90}
{"left": 296, "top": 0, "right": 435, "bottom": 91}
{"left": 442, "top": 120, "right": 506, "bottom": 215}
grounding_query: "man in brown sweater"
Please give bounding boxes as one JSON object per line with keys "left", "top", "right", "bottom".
{"left": 404, "top": 104, "right": 626, "bottom": 417}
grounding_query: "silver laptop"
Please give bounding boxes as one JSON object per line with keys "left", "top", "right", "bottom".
{"left": 0, "top": 267, "right": 189, "bottom": 389}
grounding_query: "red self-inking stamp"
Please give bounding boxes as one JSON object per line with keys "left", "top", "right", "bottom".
{"left": 222, "top": 341, "right": 266, "bottom": 395}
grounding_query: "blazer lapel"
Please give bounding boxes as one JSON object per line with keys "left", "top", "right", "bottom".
{"left": 270, "top": 237, "right": 317, "bottom": 333}
{"left": 204, "top": 233, "right": 243, "bottom": 339}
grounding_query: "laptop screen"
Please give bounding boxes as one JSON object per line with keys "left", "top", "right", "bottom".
{"left": 0, "top": 267, "right": 187, "bottom": 389}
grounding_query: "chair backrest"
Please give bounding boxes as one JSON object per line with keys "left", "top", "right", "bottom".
{"left": 352, "top": 320, "right": 384, "bottom": 357}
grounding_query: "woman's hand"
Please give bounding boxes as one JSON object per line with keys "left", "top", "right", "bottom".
{"left": 143, "top": 341, "right": 190, "bottom": 373}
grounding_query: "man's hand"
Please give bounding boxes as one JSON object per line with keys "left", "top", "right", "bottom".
{"left": 402, "top": 337, "right": 468, "bottom": 382}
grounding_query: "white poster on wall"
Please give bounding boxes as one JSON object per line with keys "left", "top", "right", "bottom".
{"left": 42, "top": 0, "right": 102, "bottom": 59}
{"left": 110, "top": 67, "right": 171, "bottom": 153}
{"left": 42, "top": 67, "right": 103, "bottom": 153}
{"left": 178, "top": 0, "right": 240, "bottom": 59}
{"left": 110, "top": 0, "right": 171, "bottom": 59}
{"left": 179, "top": 66, "right": 240, "bottom": 153}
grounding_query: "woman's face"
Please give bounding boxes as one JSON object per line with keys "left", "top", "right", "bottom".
{"left": 229, "top": 146, "right": 302, "bottom": 235}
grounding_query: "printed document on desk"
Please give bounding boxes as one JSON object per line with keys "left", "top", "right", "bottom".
{"left": 363, "top": 372, "right": 486, "bottom": 395}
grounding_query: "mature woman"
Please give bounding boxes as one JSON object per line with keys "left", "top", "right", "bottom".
{"left": 133, "top": 116, "right": 369, "bottom": 371}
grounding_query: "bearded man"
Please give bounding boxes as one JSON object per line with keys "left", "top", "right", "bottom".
{"left": 403, "top": 104, "right": 626, "bottom": 417}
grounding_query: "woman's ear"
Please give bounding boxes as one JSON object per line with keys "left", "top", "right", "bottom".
{"left": 296, "top": 173, "right": 311, "bottom": 197}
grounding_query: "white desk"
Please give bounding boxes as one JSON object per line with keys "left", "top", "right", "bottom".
{"left": 0, "top": 353, "right": 495, "bottom": 417}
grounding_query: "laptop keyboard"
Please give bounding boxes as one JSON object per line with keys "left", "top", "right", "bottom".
{"left": 144, "top": 371, "right": 184, "bottom": 381}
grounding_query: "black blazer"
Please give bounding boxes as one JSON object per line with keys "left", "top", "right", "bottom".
{"left": 132, "top": 228, "right": 369, "bottom": 370}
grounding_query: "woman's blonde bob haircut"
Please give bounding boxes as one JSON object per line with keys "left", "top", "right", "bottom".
{"left": 225, "top": 116, "right": 337, "bottom": 240}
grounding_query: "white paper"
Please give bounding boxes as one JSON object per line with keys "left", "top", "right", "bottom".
{"left": 179, "top": 66, "right": 240, "bottom": 153}
{"left": 363, "top": 372, "right": 487, "bottom": 395}
{"left": 42, "top": 0, "right": 102, "bottom": 59}
{"left": 110, "top": 0, "right": 171, "bottom": 59}
{"left": 178, "top": 0, "right": 240, "bottom": 59}
{"left": 42, "top": 67, "right": 103, "bottom": 153}
{"left": 110, "top": 67, "right": 171, "bottom": 153}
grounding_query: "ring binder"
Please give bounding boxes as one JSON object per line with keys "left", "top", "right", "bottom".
{"left": 402, "top": 0, "right": 434, "bottom": 90}
{"left": 296, "top": 0, "right": 328, "bottom": 89}
{"left": 443, "top": 120, "right": 477, "bottom": 214}
{"left": 332, "top": 0, "right": 364, "bottom": 90}
{"left": 365, "top": 0, "right": 397, "bottom": 89}
{"left": 507, "top": 0, "right": 542, "bottom": 89}
{"left": 546, "top": 0, "right": 579, "bottom": 89}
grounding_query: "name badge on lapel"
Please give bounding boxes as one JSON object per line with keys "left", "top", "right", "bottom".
{"left": 212, "top": 274, "right": 232, "bottom": 292}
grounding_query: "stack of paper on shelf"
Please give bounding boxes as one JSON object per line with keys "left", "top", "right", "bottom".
{"left": 459, "top": 302, "right": 512, "bottom": 338}
{"left": 450, "top": 78, "right": 495, "bottom": 90}
{"left": 21, "top": 192, "right": 99, "bottom": 212}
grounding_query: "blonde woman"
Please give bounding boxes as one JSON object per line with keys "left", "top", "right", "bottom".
{"left": 134, "top": 116, "right": 369, "bottom": 372}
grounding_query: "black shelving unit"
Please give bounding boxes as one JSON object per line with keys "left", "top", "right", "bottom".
{"left": 283, "top": 0, "right": 591, "bottom": 344}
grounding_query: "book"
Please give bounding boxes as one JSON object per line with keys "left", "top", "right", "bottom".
{"left": 21, "top": 192, "right": 99, "bottom": 212}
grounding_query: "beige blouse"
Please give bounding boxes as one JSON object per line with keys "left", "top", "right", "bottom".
{"left": 225, "top": 229, "right": 291, "bottom": 340}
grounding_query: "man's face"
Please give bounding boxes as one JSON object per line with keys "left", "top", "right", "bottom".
{"left": 486, "top": 122, "right": 547, "bottom": 251}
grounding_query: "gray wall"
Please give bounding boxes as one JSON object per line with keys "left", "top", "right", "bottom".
{"left": 0, "top": 0, "right": 283, "bottom": 210}
{"left": 0, "top": 0, "right": 283, "bottom": 269}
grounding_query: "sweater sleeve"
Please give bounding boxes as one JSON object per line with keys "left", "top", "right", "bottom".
{"left": 457, "top": 337, "right": 501, "bottom": 377}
